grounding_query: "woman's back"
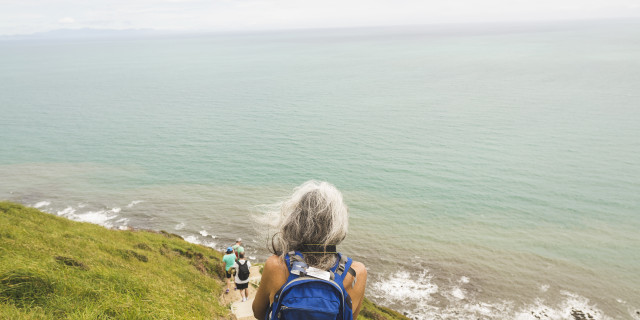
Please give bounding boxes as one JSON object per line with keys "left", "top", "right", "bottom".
{"left": 253, "top": 254, "right": 367, "bottom": 319}
{"left": 251, "top": 181, "right": 367, "bottom": 319}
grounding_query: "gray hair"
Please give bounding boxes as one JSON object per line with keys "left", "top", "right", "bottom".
{"left": 257, "top": 180, "right": 349, "bottom": 269}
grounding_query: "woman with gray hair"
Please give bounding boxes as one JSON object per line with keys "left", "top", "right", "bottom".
{"left": 252, "top": 180, "right": 367, "bottom": 319}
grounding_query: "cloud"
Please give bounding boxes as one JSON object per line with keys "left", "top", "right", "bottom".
{"left": 58, "top": 17, "right": 76, "bottom": 24}
{"left": 2, "top": 0, "right": 640, "bottom": 35}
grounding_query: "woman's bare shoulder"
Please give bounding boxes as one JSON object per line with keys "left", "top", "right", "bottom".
{"left": 262, "top": 255, "right": 288, "bottom": 279}
{"left": 264, "top": 255, "right": 285, "bottom": 269}
{"left": 259, "top": 255, "right": 288, "bottom": 293}
{"left": 344, "top": 258, "right": 367, "bottom": 316}
{"left": 350, "top": 260, "right": 367, "bottom": 276}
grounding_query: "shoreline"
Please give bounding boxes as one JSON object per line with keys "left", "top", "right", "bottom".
{"left": 4, "top": 198, "right": 638, "bottom": 319}
{"left": 0, "top": 201, "right": 408, "bottom": 320}
{"left": 3, "top": 168, "right": 639, "bottom": 319}
{"left": 3, "top": 197, "right": 638, "bottom": 319}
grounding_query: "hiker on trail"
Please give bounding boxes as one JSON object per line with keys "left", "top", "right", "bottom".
{"left": 232, "top": 238, "right": 244, "bottom": 259}
{"left": 222, "top": 247, "right": 237, "bottom": 294}
{"left": 233, "top": 252, "right": 252, "bottom": 302}
{"left": 252, "top": 180, "right": 367, "bottom": 319}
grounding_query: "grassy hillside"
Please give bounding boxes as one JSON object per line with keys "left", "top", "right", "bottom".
{"left": 0, "top": 201, "right": 229, "bottom": 319}
{"left": 360, "top": 297, "right": 409, "bottom": 320}
{"left": 0, "top": 202, "right": 407, "bottom": 320}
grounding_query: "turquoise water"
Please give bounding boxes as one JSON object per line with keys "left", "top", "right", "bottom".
{"left": 1, "top": 20, "right": 639, "bottom": 319}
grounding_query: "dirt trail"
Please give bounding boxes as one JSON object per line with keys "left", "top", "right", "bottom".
{"left": 219, "top": 265, "right": 261, "bottom": 320}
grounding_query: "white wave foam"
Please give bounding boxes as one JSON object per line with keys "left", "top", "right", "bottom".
{"left": 115, "top": 217, "right": 129, "bottom": 230}
{"left": 196, "top": 230, "right": 218, "bottom": 240}
{"left": 184, "top": 235, "right": 199, "bottom": 244}
{"left": 175, "top": 222, "right": 185, "bottom": 230}
{"left": 400, "top": 291, "right": 613, "bottom": 320}
{"left": 184, "top": 234, "right": 217, "bottom": 249}
{"left": 420, "top": 300, "right": 513, "bottom": 320}
{"left": 52, "top": 204, "right": 132, "bottom": 230}
{"left": 451, "top": 287, "right": 466, "bottom": 300}
{"left": 57, "top": 206, "right": 75, "bottom": 216}
{"left": 371, "top": 269, "right": 438, "bottom": 304}
{"left": 201, "top": 240, "right": 217, "bottom": 249}
{"left": 540, "top": 284, "right": 550, "bottom": 292}
{"left": 463, "top": 302, "right": 496, "bottom": 316}
{"left": 513, "top": 292, "right": 612, "bottom": 320}
{"left": 33, "top": 201, "right": 50, "bottom": 208}
{"left": 75, "top": 210, "right": 118, "bottom": 227}
{"left": 515, "top": 298, "right": 563, "bottom": 320}
{"left": 371, "top": 269, "right": 613, "bottom": 320}
{"left": 126, "top": 200, "right": 143, "bottom": 208}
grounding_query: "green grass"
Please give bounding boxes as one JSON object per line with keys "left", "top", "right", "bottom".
{"left": 0, "top": 201, "right": 229, "bottom": 319}
{"left": 359, "top": 297, "right": 410, "bottom": 320}
{"left": 0, "top": 201, "right": 406, "bottom": 320}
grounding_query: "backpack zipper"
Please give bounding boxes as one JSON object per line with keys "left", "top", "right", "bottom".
{"left": 277, "top": 305, "right": 339, "bottom": 319}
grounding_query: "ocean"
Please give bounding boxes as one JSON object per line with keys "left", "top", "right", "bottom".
{"left": 1, "top": 19, "right": 639, "bottom": 319}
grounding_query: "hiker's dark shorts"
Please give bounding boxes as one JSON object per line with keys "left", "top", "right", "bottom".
{"left": 226, "top": 268, "right": 235, "bottom": 279}
{"left": 236, "top": 282, "right": 249, "bottom": 290}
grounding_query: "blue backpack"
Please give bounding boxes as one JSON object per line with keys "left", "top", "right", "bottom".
{"left": 266, "top": 251, "right": 356, "bottom": 320}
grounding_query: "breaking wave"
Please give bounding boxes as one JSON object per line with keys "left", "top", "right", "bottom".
{"left": 32, "top": 201, "right": 51, "bottom": 208}
{"left": 33, "top": 200, "right": 131, "bottom": 230}
{"left": 183, "top": 235, "right": 217, "bottom": 249}
{"left": 126, "top": 200, "right": 143, "bottom": 208}
{"left": 370, "top": 269, "right": 619, "bottom": 320}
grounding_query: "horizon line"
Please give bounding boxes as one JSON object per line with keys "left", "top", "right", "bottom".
{"left": 2, "top": 16, "right": 639, "bottom": 38}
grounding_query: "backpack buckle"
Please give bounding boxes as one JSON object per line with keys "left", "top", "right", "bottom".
{"left": 290, "top": 261, "right": 308, "bottom": 277}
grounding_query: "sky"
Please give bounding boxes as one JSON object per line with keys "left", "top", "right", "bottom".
{"left": 2, "top": 0, "right": 640, "bottom": 35}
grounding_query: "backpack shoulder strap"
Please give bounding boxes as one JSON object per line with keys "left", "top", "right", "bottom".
{"left": 330, "top": 253, "right": 356, "bottom": 319}
{"left": 284, "top": 251, "right": 307, "bottom": 282}
{"left": 332, "top": 253, "right": 351, "bottom": 278}
{"left": 285, "top": 251, "right": 356, "bottom": 286}
{"left": 332, "top": 253, "right": 357, "bottom": 288}
{"left": 284, "top": 251, "right": 305, "bottom": 269}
